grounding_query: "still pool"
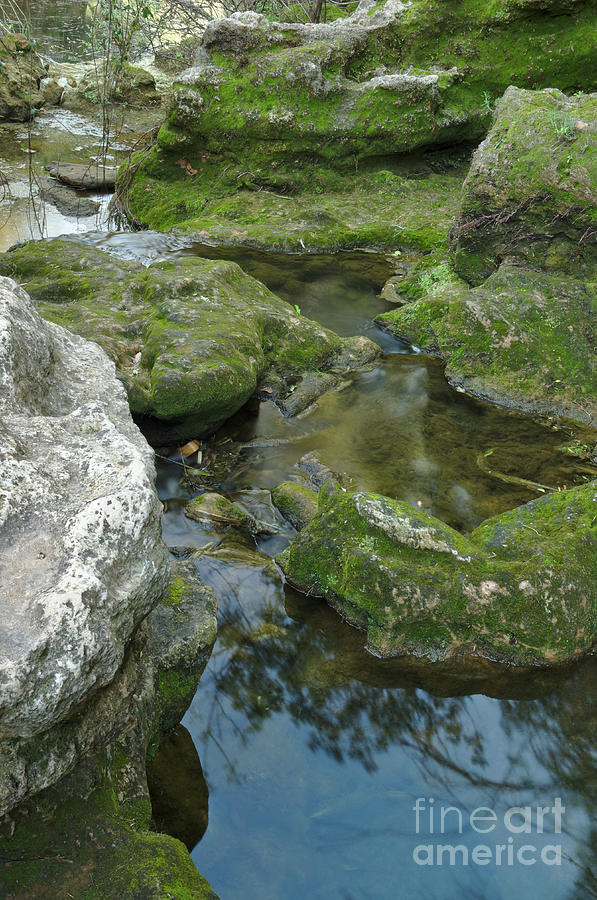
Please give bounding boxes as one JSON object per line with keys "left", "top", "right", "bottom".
{"left": 150, "top": 245, "right": 596, "bottom": 900}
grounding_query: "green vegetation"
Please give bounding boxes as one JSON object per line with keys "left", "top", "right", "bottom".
{"left": 278, "top": 481, "right": 597, "bottom": 664}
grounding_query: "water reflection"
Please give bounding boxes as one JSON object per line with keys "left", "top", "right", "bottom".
{"left": 139, "top": 236, "right": 597, "bottom": 898}
{"left": 192, "top": 355, "right": 593, "bottom": 532}
{"left": 0, "top": 0, "right": 94, "bottom": 61}
{"left": 177, "top": 537, "right": 597, "bottom": 900}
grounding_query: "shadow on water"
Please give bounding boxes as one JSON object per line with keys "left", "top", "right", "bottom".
{"left": 146, "top": 244, "right": 597, "bottom": 898}
{"left": 164, "top": 520, "right": 597, "bottom": 900}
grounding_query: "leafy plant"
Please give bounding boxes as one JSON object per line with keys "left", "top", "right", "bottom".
{"left": 418, "top": 263, "right": 454, "bottom": 296}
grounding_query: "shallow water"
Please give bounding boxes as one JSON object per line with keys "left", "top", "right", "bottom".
{"left": 0, "top": 108, "right": 147, "bottom": 250}
{"left": 0, "top": 0, "right": 92, "bottom": 62}
{"left": 152, "top": 246, "right": 596, "bottom": 899}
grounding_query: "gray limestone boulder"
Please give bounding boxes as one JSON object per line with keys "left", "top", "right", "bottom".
{"left": 0, "top": 276, "right": 170, "bottom": 742}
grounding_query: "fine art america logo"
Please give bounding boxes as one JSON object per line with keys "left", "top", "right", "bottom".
{"left": 412, "top": 797, "right": 565, "bottom": 867}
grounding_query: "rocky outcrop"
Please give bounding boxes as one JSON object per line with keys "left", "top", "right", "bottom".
{"left": 120, "top": 0, "right": 596, "bottom": 247}
{"left": 278, "top": 479, "right": 597, "bottom": 666}
{"left": 0, "top": 275, "right": 169, "bottom": 742}
{"left": 0, "top": 240, "right": 381, "bottom": 440}
{"left": 378, "top": 89, "right": 597, "bottom": 426}
{"left": 0, "top": 565, "right": 218, "bottom": 898}
{"left": 378, "top": 264, "right": 597, "bottom": 425}
{"left": 451, "top": 87, "right": 597, "bottom": 284}
{"left": 0, "top": 34, "right": 45, "bottom": 121}
{"left": 0, "top": 277, "right": 219, "bottom": 894}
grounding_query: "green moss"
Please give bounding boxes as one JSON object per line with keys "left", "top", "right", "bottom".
{"left": 278, "top": 480, "right": 597, "bottom": 665}
{"left": 0, "top": 745, "right": 217, "bottom": 899}
{"left": 452, "top": 87, "right": 597, "bottom": 283}
{"left": 0, "top": 239, "right": 377, "bottom": 439}
{"left": 119, "top": 0, "right": 596, "bottom": 242}
{"left": 378, "top": 265, "right": 597, "bottom": 424}
{"left": 272, "top": 480, "right": 318, "bottom": 530}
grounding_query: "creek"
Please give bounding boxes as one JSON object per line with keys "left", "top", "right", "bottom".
{"left": 1, "top": 9, "right": 596, "bottom": 898}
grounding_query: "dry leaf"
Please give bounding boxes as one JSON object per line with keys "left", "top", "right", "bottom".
{"left": 180, "top": 440, "right": 201, "bottom": 458}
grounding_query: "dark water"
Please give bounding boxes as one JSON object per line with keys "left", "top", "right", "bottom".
{"left": 152, "top": 247, "right": 597, "bottom": 900}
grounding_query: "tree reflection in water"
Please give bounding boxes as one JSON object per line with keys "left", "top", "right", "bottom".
{"left": 182, "top": 544, "right": 597, "bottom": 897}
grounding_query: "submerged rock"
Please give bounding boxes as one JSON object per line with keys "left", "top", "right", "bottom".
{"left": 38, "top": 176, "right": 100, "bottom": 217}
{"left": 451, "top": 87, "right": 597, "bottom": 284}
{"left": 0, "top": 240, "right": 381, "bottom": 439}
{"left": 0, "top": 35, "right": 46, "bottom": 121}
{"left": 185, "top": 492, "right": 254, "bottom": 528}
{"left": 46, "top": 160, "right": 118, "bottom": 190}
{"left": 278, "top": 480, "right": 597, "bottom": 666}
{"left": 120, "top": 0, "right": 596, "bottom": 247}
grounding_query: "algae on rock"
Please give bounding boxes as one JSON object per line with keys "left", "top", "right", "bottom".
{"left": 0, "top": 239, "right": 380, "bottom": 440}
{"left": 278, "top": 480, "right": 597, "bottom": 666}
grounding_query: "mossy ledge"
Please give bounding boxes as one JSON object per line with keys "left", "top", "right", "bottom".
{"left": 118, "top": 0, "right": 596, "bottom": 246}
{"left": 0, "top": 239, "right": 380, "bottom": 440}
{"left": 277, "top": 480, "right": 597, "bottom": 666}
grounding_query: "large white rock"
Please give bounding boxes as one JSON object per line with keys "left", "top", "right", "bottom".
{"left": 0, "top": 276, "right": 169, "bottom": 740}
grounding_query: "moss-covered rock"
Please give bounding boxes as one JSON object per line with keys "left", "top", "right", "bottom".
{"left": 451, "top": 87, "right": 597, "bottom": 284}
{"left": 185, "top": 492, "right": 254, "bottom": 528}
{"left": 120, "top": 0, "right": 596, "bottom": 244}
{"left": 278, "top": 480, "right": 597, "bottom": 666}
{"left": 146, "top": 560, "right": 218, "bottom": 756}
{"left": 272, "top": 480, "right": 318, "bottom": 530}
{"left": 121, "top": 157, "right": 464, "bottom": 253}
{"left": 60, "top": 61, "right": 161, "bottom": 110}
{"left": 0, "top": 239, "right": 380, "bottom": 439}
{"left": 0, "top": 731, "right": 217, "bottom": 900}
{"left": 378, "top": 264, "right": 597, "bottom": 425}
{"left": 0, "top": 34, "right": 46, "bottom": 121}
{"left": 0, "top": 562, "right": 218, "bottom": 897}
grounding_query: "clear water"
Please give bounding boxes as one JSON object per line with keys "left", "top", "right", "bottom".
{"left": 152, "top": 247, "right": 597, "bottom": 900}
{"left": 0, "top": 0, "right": 94, "bottom": 62}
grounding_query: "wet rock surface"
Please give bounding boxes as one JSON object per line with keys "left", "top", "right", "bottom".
{"left": 278, "top": 479, "right": 597, "bottom": 666}
{"left": 46, "top": 160, "right": 118, "bottom": 190}
{"left": 37, "top": 175, "right": 100, "bottom": 217}
{"left": 0, "top": 239, "right": 381, "bottom": 440}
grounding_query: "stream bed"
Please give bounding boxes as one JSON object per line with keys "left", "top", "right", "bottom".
{"left": 144, "top": 242, "right": 597, "bottom": 900}
{"left": 0, "top": 10, "right": 595, "bottom": 891}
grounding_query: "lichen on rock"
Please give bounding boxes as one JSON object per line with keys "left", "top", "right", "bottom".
{"left": 278, "top": 479, "right": 597, "bottom": 666}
